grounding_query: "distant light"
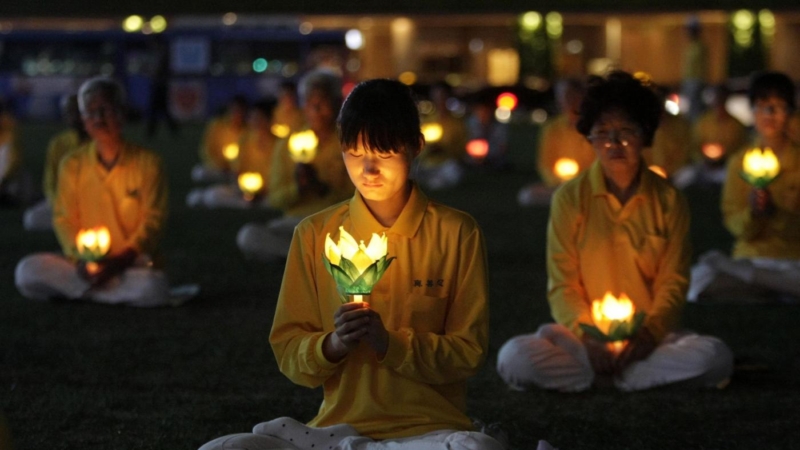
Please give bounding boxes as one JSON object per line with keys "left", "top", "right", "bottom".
{"left": 253, "top": 58, "right": 268, "bottom": 73}
{"left": 665, "top": 94, "right": 680, "bottom": 116}
{"left": 123, "top": 15, "right": 144, "bottom": 33}
{"left": 342, "top": 82, "right": 356, "bottom": 98}
{"left": 444, "top": 73, "right": 462, "bottom": 87}
{"left": 521, "top": 12, "right": 542, "bottom": 31}
{"left": 345, "top": 29, "right": 364, "bottom": 50}
{"left": 466, "top": 139, "right": 490, "bottom": 159}
{"left": 469, "top": 38, "right": 484, "bottom": 53}
{"left": 546, "top": 12, "right": 563, "bottom": 38}
{"left": 732, "top": 10, "right": 755, "bottom": 30}
{"left": 150, "top": 16, "right": 167, "bottom": 33}
{"left": 495, "top": 107, "right": 512, "bottom": 123}
{"left": 531, "top": 108, "right": 548, "bottom": 124}
{"left": 566, "top": 40, "right": 583, "bottom": 54}
{"left": 222, "top": 12, "right": 237, "bottom": 26}
{"left": 398, "top": 71, "right": 417, "bottom": 85}
{"left": 649, "top": 165, "right": 668, "bottom": 179}
{"left": 299, "top": 22, "right": 313, "bottom": 35}
{"left": 346, "top": 58, "right": 361, "bottom": 73}
{"left": 759, "top": 9, "right": 775, "bottom": 29}
{"left": 496, "top": 92, "right": 518, "bottom": 110}
{"left": 141, "top": 22, "right": 153, "bottom": 35}
{"left": 282, "top": 62, "right": 299, "bottom": 77}
{"left": 418, "top": 100, "right": 434, "bottom": 115}
{"left": 271, "top": 124, "right": 291, "bottom": 138}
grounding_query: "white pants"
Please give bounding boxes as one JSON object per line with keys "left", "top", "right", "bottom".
{"left": 497, "top": 324, "right": 733, "bottom": 392}
{"left": 191, "top": 164, "right": 232, "bottom": 184}
{"left": 14, "top": 253, "right": 171, "bottom": 307}
{"left": 23, "top": 199, "right": 53, "bottom": 231}
{"left": 187, "top": 184, "right": 273, "bottom": 210}
{"left": 688, "top": 252, "right": 800, "bottom": 303}
{"left": 237, "top": 216, "right": 301, "bottom": 261}
{"left": 199, "top": 417, "right": 512, "bottom": 450}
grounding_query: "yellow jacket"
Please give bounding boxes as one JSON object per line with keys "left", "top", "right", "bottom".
{"left": 199, "top": 116, "right": 243, "bottom": 171}
{"left": 537, "top": 114, "right": 596, "bottom": 187}
{"left": 43, "top": 129, "right": 88, "bottom": 201}
{"left": 233, "top": 129, "right": 276, "bottom": 188}
{"left": 547, "top": 161, "right": 691, "bottom": 342}
{"left": 0, "top": 112, "right": 21, "bottom": 182}
{"left": 722, "top": 142, "right": 800, "bottom": 259}
{"left": 269, "top": 131, "right": 354, "bottom": 218}
{"left": 690, "top": 110, "right": 748, "bottom": 163}
{"left": 270, "top": 185, "right": 489, "bottom": 439}
{"left": 53, "top": 141, "right": 168, "bottom": 261}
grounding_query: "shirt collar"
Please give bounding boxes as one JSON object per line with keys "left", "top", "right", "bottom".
{"left": 588, "top": 158, "right": 655, "bottom": 201}
{"left": 348, "top": 183, "right": 428, "bottom": 239}
{"left": 89, "top": 140, "right": 130, "bottom": 170}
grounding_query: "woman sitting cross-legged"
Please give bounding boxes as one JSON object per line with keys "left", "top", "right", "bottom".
{"left": 497, "top": 71, "right": 733, "bottom": 392}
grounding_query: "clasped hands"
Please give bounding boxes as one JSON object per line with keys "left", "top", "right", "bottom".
{"left": 77, "top": 249, "right": 138, "bottom": 287}
{"left": 582, "top": 326, "right": 657, "bottom": 375}
{"left": 322, "top": 302, "right": 389, "bottom": 363}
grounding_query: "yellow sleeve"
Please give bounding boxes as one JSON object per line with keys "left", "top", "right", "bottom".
{"left": 270, "top": 226, "right": 344, "bottom": 388}
{"left": 199, "top": 120, "right": 226, "bottom": 169}
{"left": 643, "top": 190, "right": 691, "bottom": 342}
{"left": 124, "top": 152, "right": 168, "bottom": 256}
{"left": 268, "top": 139, "right": 299, "bottom": 211}
{"left": 536, "top": 122, "right": 560, "bottom": 187}
{"left": 381, "top": 223, "right": 489, "bottom": 384}
{"left": 546, "top": 187, "right": 592, "bottom": 334}
{"left": 53, "top": 155, "right": 82, "bottom": 259}
{"left": 721, "top": 152, "right": 767, "bottom": 241}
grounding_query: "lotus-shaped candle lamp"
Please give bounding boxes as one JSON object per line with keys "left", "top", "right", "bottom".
{"left": 223, "top": 143, "right": 240, "bottom": 161}
{"left": 322, "top": 226, "right": 395, "bottom": 303}
{"left": 288, "top": 130, "right": 318, "bottom": 164}
{"left": 741, "top": 147, "right": 780, "bottom": 189}
{"left": 579, "top": 292, "right": 646, "bottom": 353}
{"left": 238, "top": 172, "right": 264, "bottom": 201}
{"left": 76, "top": 226, "right": 111, "bottom": 274}
{"left": 421, "top": 123, "right": 443, "bottom": 144}
{"left": 702, "top": 143, "right": 725, "bottom": 161}
{"left": 554, "top": 158, "right": 579, "bottom": 182}
{"left": 271, "top": 124, "right": 291, "bottom": 139}
{"left": 466, "top": 139, "right": 489, "bottom": 159}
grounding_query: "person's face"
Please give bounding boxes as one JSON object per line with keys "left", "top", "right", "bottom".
{"left": 753, "top": 95, "right": 790, "bottom": 140}
{"left": 343, "top": 139, "right": 413, "bottom": 204}
{"left": 304, "top": 89, "right": 336, "bottom": 134}
{"left": 587, "top": 109, "right": 644, "bottom": 175}
{"left": 81, "top": 92, "right": 123, "bottom": 143}
{"left": 563, "top": 91, "right": 583, "bottom": 127}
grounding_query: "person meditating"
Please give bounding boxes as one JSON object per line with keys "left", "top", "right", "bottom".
{"left": 689, "top": 71, "right": 800, "bottom": 304}
{"left": 199, "top": 79, "right": 510, "bottom": 450}
{"left": 497, "top": 71, "right": 733, "bottom": 392}
{"left": 191, "top": 95, "right": 248, "bottom": 183}
{"left": 14, "top": 77, "right": 178, "bottom": 307}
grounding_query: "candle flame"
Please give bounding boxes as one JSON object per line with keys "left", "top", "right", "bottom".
{"left": 554, "top": 158, "right": 579, "bottom": 181}
{"left": 75, "top": 226, "right": 111, "bottom": 261}
{"left": 591, "top": 292, "right": 635, "bottom": 335}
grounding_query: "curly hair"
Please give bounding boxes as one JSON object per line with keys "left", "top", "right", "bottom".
{"left": 748, "top": 71, "right": 796, "bottom": 111}
{"left": 576, "top": 71, "right": 662, "bottom": 147}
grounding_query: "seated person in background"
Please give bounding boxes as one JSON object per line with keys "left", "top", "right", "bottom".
{"left": 497, "top": 71, "right": 733, "bottom": 392}
{"left": 199, "top": 78, "right": 519, "bottom": 450}
{"left": 788, "top": 107, "right": 800, "bottom": 144}
{"left": 519, "top": 78, "right": 595, "bottom": 206}
{"left": 14, "top": 77, "right": 188, "bottom": 307}
{"left": 642, "top": 86, "right": 691, "bottom": 179}
{"left": 0, "top": 101, "right": 37, "bottom": 207}
{"left": 237, "top": 70, "right": 353, "bottom": 262}
{"left": 191, "top": 95, "right": 248, "bottom": 183}
{"left": 23, "top": 94, "right": 90, "bottom": 230}
{"left": 673, "top": 84, "right": 749, "bottom": 189}
{"left": 466, "top": 93, "right": 509, "bottom": 169}
{"left": 186, "top": 99, "right": 278, "bottom": 209}
{"left": 273, "top": 80, "right": 305, "bottom": 136}
{"left": 414, "top": 82, "right": 468, "bottom": 191}
{"left": 689, "top": 72, "right": 800, "bottom": 304}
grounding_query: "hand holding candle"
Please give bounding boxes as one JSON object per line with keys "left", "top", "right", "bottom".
{"left": 579, "top": 292, "right": 646, "bottom": 354}
{"left": 322, "top": 227, "right": 395, "bottom": 303}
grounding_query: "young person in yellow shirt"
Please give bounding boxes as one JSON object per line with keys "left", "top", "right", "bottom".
{"left": 497, "top": 71, "right": 732, "bottom": 392}
{"left": 237, "top": 70, "right": 354, "bottom": 261}
{"left": 23, "top": 94, "right": 90, "bottom": 230}
{"left": 273, "top": 80, "right": 306, "bottom": 135}
{"left": 0, "top": 102, "right": 37, "bottom": 207}
{"left": 186, "top": 99, "right": 278, "bottom": 209}
{"left": 199, "top": 79, "right": 511, "bottom": 450}
{"left": 689, "top": 72, "right": 800, "bottom": 303}
{"left": 14, "top": 77, "right": 188, "bottom": 307}
{"left": 191, "top": 95, "right": 248, "bottom": 183}
{"left": 519, "top": 78, "right": 595, "bottom": 206}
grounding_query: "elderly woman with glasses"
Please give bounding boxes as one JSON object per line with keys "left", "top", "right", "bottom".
{"left": 497, "top": 71, "right": 733, "bottom": 392}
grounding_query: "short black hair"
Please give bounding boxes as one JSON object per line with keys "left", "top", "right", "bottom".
{"left": 251, "top": 98, "right": 277, "bottom": 120}
{"left": 576, "top": 71, "right": 662, "bottom": 147}
{"left": 748, "top": 71, "right": 796, "bottom": 111}
{"left": 338, "top": 79, "right": 423, "bottom": 155}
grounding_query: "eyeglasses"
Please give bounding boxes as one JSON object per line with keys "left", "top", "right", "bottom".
{"left": 82, "top": 106, "right": 119, "bottom": 120}
{"left": 586, "top": 129, "right": 641, "bottom": 148}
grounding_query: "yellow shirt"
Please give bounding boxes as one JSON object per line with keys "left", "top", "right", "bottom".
{"left": 270, "top": 185, "right": 489, "bottom": 439}
{"left": 547, "top": 161, "right": 691, "bottom": 342}
{"left": 273, "top": 102, "right": 306, "bottom": 133}
{"left": 643, "top": 114, "right": 692, "bottom": 176}
{"left": 43, "top": 129, "right": 87, "bottom": 201}
{"left": 269, "top": 131, "right": 354, "bottom": 218}
{"left": 691, "top": 110, "right": 748, "bottom": 163}
{"left": 418, "top": 112, "right": 468, "bottom": 166}
{"left": 537, "top": 114, "right": 596, "bottom": 187}
{"left": 53, "top": 141, "right": 168, "bottom": 261}
{"left": 233, "top": 129, "right": 276, "bottom": 188}
{"left": 788, "top": 111, "right": 800, "bottom": 145}
{"left": 721, "top": 142, "right": 800, "bottom": 259}
{"left": 0, "top": 112, "right": 21, "bottom": 181}
{"left": 199, "top": 116, "right": 243, "bottom": 171}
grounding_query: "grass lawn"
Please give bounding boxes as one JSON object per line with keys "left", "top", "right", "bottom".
{"left": 1, "top": 121, "right": 799, "bottom": 450}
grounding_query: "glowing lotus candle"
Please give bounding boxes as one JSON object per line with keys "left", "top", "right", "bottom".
{"left": 579, "top": 291, "right": 646, "bottom": 353}
{"left": 702, "top": 143, "right": 724, "bottom": 161}
{"left": 271, "top": 124, "right": 291, "bottom": 138}
{"left": 466, "top": 139, "right": 489, "bottom": 159}
{"left": 322, "top": 226, "right": 395, "bottom": 303}
{"left": 223, "top": 143, "right": 239, "bottom": 161}
{"left": 75, "top": 227, "right": 111, "bottom": 274}
{"left": 288, "top": 130, "right": 318, "bottom": 164}
{"left": 238, "top": 172, "right": 264, "bottom": 200}
{"left": 741, "top": 147, "right": 780, "bottom": 189}
{"left": 554, "top": 158, "right": 579, "bottom": 182}
{"left": 421, "top": 123, "right": 443, "bottom": 144}
{"left": 648, "top": 165, "right": 668, "bottom": 179}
